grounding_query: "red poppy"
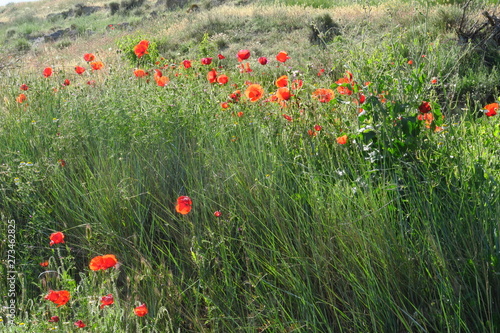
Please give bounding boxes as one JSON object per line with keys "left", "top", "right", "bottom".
{"left": 176, "top": 196, "right": 192, "bottom": 215}
{"left": 337, "top": 135, "right": 348, "bottom": 145}
{"left": 182, "top": 60, "right": 192, "bottom": 69}
{"left": 134, "top": 303, "right": 148, "bottom": 317}
{"left": 87, "top": 80, "right": 96, "bottom": 86}
{"left": 275, "top": 75, "right": 288, "bottom": 88}
{"left": 43, "top": 67, "right": 53, "bottom": 78}
{"left": 217, "top": 74, "right": 229, "bottom": 85}
{"left": 258, "top": 56, "right": 268, "bottom": 65}
{"left": 89, "top": 254, "right": 118, "bottom": 271}
{"left": 237, "top": 111, "right": 244, "bottom": 117}
{"left": 308, "top": 130, "right": 317, "bottom": 137}
{"left": 291, "top": 79, "right": 303, "bottom": 90}
{"left": 83, "top": 53, "right": 95, "bottom": 62}
{"left": 58, "top": 159, "right": 66, "bottom": 167}
{"left": 20, "top": 84, "right": 29, "bottom": 91}
{"left": 134, "top": 40, "right": 149, "bottom": 58}
{"left": 418, "top": 101, "right": 431, "bottom": 114}
{"left": 45, "top": 290, "right": 70, "bottom": 307}
{"left": 407, "top": 60, "right": 414, "bottom": 65}
{"left": 220, "top": 102, "right": 229, "bottom": 109}
{"left": 229, "top": 90, "right": 241, "bottom": 103}
{"left": 49, "top": 232, "right": 65, "bottom": 246}
{"left": 40, "top": 261, "right": 49, "bottom": 267}
{"left": 276, "top": 51, "right": 290, "bottom": 63}
{"left": 312, "top": 88, "right": 335, "bottom": 103}
{"left": 214, "top": 211, "right": 222, "bottom": 217}
{"left": 237, "top": 49, "right": 250, "bottom": 62}
{"left": 74, "top": 320, "right": 86, "bottom": 328}
{"left": 134, "top": 69, "right": 148, "bottom": 78}
{"left": 16, "top": 93, "right": 27, "bottom": 103}
{"left": 245, "top": 84, "right": 264, "bottom": 102}
{"left": 201, "top": 57, "right": 213, "bottom": 65}
{"left": 430, "top": 77, "right": 438, "bottom": 84}
{"left": 100, "top": 294, "right": 114, "bottom": 309}
{"left": 155, "top": 76, "right": 169, "bottom": 87}
{"left": 48, "top": 316, "right": 59, "bottom": 322}
{"left": 238, "top": 62, "right": 252, "bottom": 73}
{"left": 276, "top": 87, "right": 292, "bottom": 101}
{"left": 218, "top": 54, "right": 225, "bottom": 59}
{"left": 207, "top": 69, "right": 218, "bottom": 83}
{"left": 282, "top": 114, "right": 292, "bottom": 121}
{"left": 484, "top": 103, "right": 498, "bottom": 117}
{"left": 335, "top": 77, "right": 353, "bottom": 95}
{"left": 63, "top": 79, "right": 71, "bottom": 86}
{"left": 317, "top": 68, "right": 325, "bottom": 76}
{"left": 90, "top": 61, "right": 104, "bottom": 71}
{"left": 314, "top": 124, "right": 322, "bottom": 131}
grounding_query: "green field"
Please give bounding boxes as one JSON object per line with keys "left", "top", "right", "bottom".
{"left": 1, "top": 0, "right": 499, "bottom": 331}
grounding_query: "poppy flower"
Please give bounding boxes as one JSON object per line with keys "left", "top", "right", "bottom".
{"left": 43, "top": 67, "right": 53, "bottom": 78}
{"left": 89, "top": 254, "right": 118, "bottom": 271}
{"left": 237, "top": 49, "right": 250, "bottom": 62}
{"left": 312, "top": 88, "right": 335, "bottom": 103}
{"left": 218, "top": 54, "right": 225, "bottom": 59}
{"left": 48, "top": 316, "right": 59, "bottom": 322}
{"left": 16, "top": 93, "right": 27, "bottom": 103}
{"left": 220, "top": 102, "right": 229, "bottom": 109}
{"left": 134, "top": 40, "right": 149, "bottom": 58}
{"left": 40, "top": 261, "right": 49, "bottom": 267}
{"left": 176, "top": 196, "right": 192, "bottom": 215}
{"left": 134, "top": 69, "right": 148, "bottom": 78}
{"left": 207, "top": 69, "right": 218, "bottom": 83}
{"left": 45, "top": 290, "right": 70, "bottom": 307}
{"left": 407, "top": 60, "right": 414, "bottom": 65}
{"left": 258, "top": 56, "right": 268, "bottom": 65}
{"left": 90, "top": 61, "right": 104, "bottom": 71}
{"left": 314, "top": 124, "right": 322, "bottom": 131}
{"left": 87, "top": 80, "right": 96, "bottom": 86}
{"left": 430, "top": 77, "right": 438, "bottom": 84}
{"left": 418, "top": 101, "right": 431, "bottom": 114}
{"left": 182, "top": 60, "right": 192, "bottom": 69}
{"left": 484, "top": 103, "right": 498, "bottom": 117}
{"left": 276, "top": 51, "right": 290, "bottom": 63}
{"left": 291, "top": 79, "right": 303, "bottom": 90}
{"left": 155, "top": 76, "right": 169, "bottom": 87}
{"left": 201, "top": 57, "right": 213, "bottom": 65}
{"left": 74, "top": 66, "right": 85, "bottom": 75}
{"left": 229, "top": 90, "right": 241, "bottom": 103}
{"left": 275, "top": 75, "right": 288, "bottom": 88}
{"left": 317, "top": 68, "right": 325, "bottom": 76}
{"left": 134, "top": 303, "right": 148, "bottom": 317}
{"left": 100, "top": 294, "right": 114, "bottom": 309}
{"left": 58, "top": 159, "right": 66, "bottom": 167}
{"left": 245, "top": 84, "right": 264, "bottom": 102}
{"left": 237, "top": 111, "right": 244, "bottom": 117}
{"left": 238, "top": 62, "right": 252, "bottom": 73}
{"left": 282, "top": 114, "right": 292, "bottom": 121}
{"left": 49, "top": 232, "right": 65, "bottom": 246}
{"left": 276, "top": 87, "right": 292, "bottom": 101}
{"left": 20, "top": 84, "right": 29, "bottom": 91}
{"left": 83, "top": 53, "right": 95, "bottom": 62}
{"left": 63, "top": 79, "right": 71, "bottom": 86}
{"left": 217, "top": 74, "right": 229, "bottom": 85}
{"left": 214, "top": 211, "right": 222, "bottom": 217}
{"left": 74, "top": 320, "right": 86, "bottom": 328}
{"left": 337, "top": 135, "right": 348, "bottom": 145}
{"left": 308, "top": 130, "right": 317, "bottom": 137}
{"left": 335, "top": 77, "right": 353, "bottom": 95}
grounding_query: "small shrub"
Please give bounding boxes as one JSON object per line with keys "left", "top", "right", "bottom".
{"left": 15, "top": 38, "right": 31, "bottom": 52}
{"left": 109, "top": 2, "right": 120, "bottom": 15}
{"left": 309, "top": 13, "right": 341, "bottom": 47}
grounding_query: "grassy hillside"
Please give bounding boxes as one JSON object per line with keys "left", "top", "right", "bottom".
{"left": 1, "top": 0, "right": 499, "bottom": 332}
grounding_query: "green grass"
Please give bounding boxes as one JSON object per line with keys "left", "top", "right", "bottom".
{"left": 0, "top": 0, "right": 499, "bottom": 332}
